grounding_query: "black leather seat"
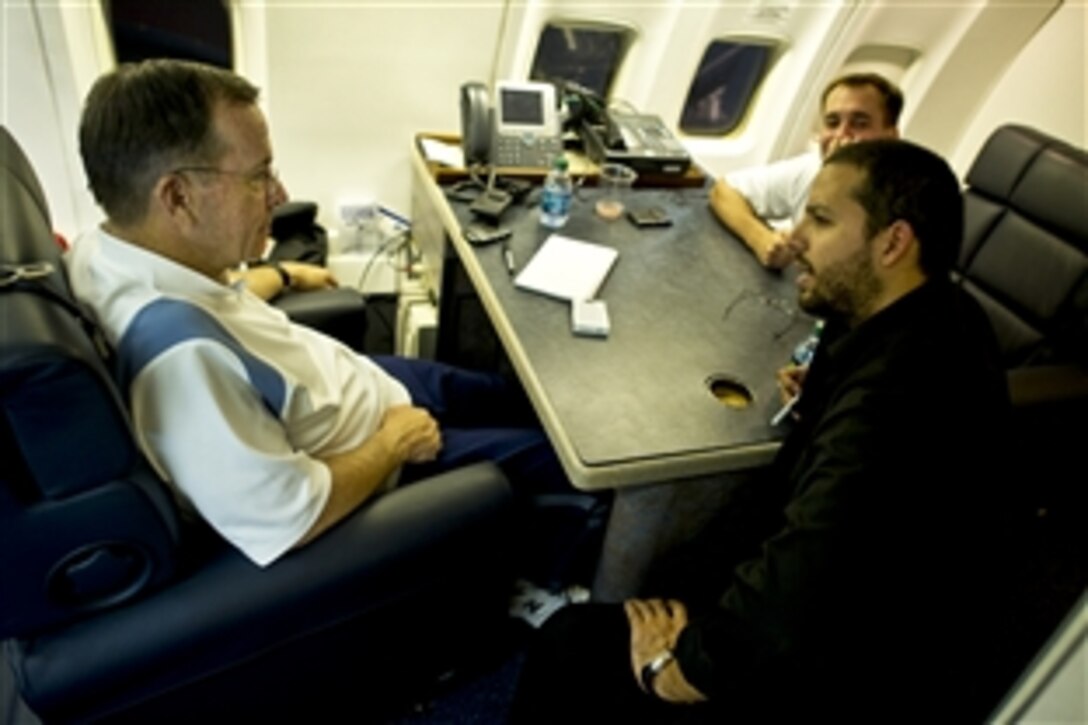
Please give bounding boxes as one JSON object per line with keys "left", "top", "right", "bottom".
{"left": 956, "top": 124, "right": 1088, "bottom": 476}
{"left": 0, "top": 125, "right": 514, "bottom": 722}
{"left": 273, "top": 283, "right": 369, "bottom": 351}
{"left": 958, "top": 123, "right": 1087, "bottom": 371}
{"left": 267, "top": 199, "right": 372, "bottom": 352}
{"left": 956, "top": 124, "right": 1088, "bottom": 704}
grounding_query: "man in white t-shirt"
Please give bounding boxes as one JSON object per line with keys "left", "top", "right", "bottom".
{"left": 67, "top": 59, "right": 568, "bottom": 567}
{"left": 709, "top": 73, "right": 903, "bottom": 269}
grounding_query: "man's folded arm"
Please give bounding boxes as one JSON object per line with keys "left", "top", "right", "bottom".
{"left": 709, "top": 179, "right": 791, "bottom": 268}
{"left": 297, "top": 405, "right": 440, "bottom": 545}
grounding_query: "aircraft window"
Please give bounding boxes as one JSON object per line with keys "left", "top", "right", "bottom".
{"left": 529, "top": 22, "right": 634, "bottom": 99}
{"left": 680, "top": 39, "right": 777, "bottom": 136}
{"left": 104, "top": 0, "right": 232, "bottom": 68}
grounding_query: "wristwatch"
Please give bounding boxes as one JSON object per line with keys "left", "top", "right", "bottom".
{"left": 250, "top": 259, "right": 292, "bottom": 289}
{"left": 269, "top": 262, "right": 292, "bottom": 289}
{"left": 640, "top": 650, "right": 675, "bottom": 695}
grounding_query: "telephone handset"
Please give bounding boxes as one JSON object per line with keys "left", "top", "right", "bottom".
{"left": 459, "top": 80, "right": 562, "bottom": 169}
{"left": 460, "top": 82, "right": 492, "bottom": 166}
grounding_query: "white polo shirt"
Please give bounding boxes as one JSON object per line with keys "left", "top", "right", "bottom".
{"left": 64, "top": 228, "right": 409, "bottom": 566}
{"left": 725, "top": 151, "right": 821, "bottom": 227}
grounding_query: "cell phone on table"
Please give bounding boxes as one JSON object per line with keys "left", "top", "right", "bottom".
{"left": 463, "top": 224, "right": 513, "bottom": 246}
{"left": 627, "top": 206, "right": 673, "bottom": 228}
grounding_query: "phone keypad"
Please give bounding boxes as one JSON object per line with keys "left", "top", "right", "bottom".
{"left": 494, "top": 134, "right": 562, "bottom": 169}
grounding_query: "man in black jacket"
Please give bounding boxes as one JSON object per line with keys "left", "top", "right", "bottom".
{"left": 510, "top": 139, "right": 1012, "bottom": 722}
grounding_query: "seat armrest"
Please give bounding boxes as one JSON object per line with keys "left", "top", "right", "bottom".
{"left": 272, "top": 287, "right": 367, "bottom": 351}
{"left": 10, "top": 462, "right": 513, "bottom": 720}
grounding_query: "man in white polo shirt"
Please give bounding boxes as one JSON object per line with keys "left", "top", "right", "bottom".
{"left": 708, "top": 72, "right": 903, "bottom": 269}
{"left": 66, "top": 59, "right": 567, "bottom": 567}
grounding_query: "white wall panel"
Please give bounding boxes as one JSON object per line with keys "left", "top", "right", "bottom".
{"left": 255, "top": 2, "right": 502, "bottom": 234}
{"left": 900, "top": 0, "right": 1061, "bottom": 159}
{"left": 949, "top": 1, "right": 1086, "bottom": 177}
{"left": 1, "top": 1, "right": 109, "bottom": 239}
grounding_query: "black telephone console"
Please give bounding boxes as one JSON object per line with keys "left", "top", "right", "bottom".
{"left": 469, "top": 188, "right": 512, "bottom": 222}
{"left": 581, "top": 112, "right": 692, "bottom": 176}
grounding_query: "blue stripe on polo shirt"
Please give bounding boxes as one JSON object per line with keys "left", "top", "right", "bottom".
{"left": 117, "top": 298, "right": 287, "bottom": 416}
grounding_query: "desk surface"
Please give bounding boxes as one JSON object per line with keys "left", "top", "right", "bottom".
{"left": 411, "top": 151, "right": 813, "bottom": 491}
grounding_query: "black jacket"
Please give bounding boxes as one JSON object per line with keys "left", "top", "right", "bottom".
{"left": 673, "top": 280, "right": 1011, "bottom": 719}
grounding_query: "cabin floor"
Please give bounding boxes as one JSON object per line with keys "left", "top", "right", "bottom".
{"left": 384, "top": 624, "right": 530, "bottom": 724}
{"left": 0, "top": 599, "right": 539, "bottom": 725}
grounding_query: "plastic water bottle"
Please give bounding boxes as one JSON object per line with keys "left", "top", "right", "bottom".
{"left": 540, "top": 156, "right": 573, "bottom": 229}
{"left": 792, "top": 320, "right": 825, "bottom": 366}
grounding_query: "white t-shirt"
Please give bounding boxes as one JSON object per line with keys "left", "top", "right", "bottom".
{"left": 725, "top": 152, "right": 821, "bottom": 227}
{"left": 64, "top": 228, "right": 410, "bottom": 566}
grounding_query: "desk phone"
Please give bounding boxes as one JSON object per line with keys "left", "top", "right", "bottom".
{"left": 461, "top": 80, "right": 562, "bottom": 169}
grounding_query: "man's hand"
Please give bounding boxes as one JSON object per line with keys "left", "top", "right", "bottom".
{"left": 377, "top": 405, "right": 441, "bottom": 464}
{"left": 280, "top": 261, "right": 338, "bottom": 291}
{"left": 302, "top": 405, "right": 441, "bottom": 548}
{"left": 708, "top": 179, "right": 795, "bottom": 270}
{"left": 625, "top": 599, "right": 707, "bottom": 704}
{"left": 777, "top": 364, "right": 808, "bottom": 404}
{"left": 758, "top": 228, "right": 797, "bottom": 270}
{"left": 824, "top": 132, "right": 860, "bottom": 157}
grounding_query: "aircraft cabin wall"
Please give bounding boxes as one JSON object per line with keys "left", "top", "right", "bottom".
{"left": 248, "top": 2, "right": 503, "bottom": 244}
{"left": 1, "top": 0, "right": 1085, "bottom": 249}
{"left": 1, "top": 2, "right": 111, "bottom": 242}
{"left": 947, "top": 0, "right": 1086, "bottom": 174}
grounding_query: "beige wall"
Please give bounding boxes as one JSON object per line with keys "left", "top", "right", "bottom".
{"left": 1, "top": 1, "right": 110, "bottom": 238}
{"left": 949, "top": 1, "right": 1087, "bottom": 176}
{"left": 257, "top": 3, "right": 502, "bottom": 236}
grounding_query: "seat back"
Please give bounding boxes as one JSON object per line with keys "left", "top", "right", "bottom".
{"left": 957, "top": 124, "right": 1088, "bottom": 368}
{"left": 267, "top": 199, "right": 371, "bottom": 351}
{"left": 955, "top": 128, "right": 1088, "bottom": 700}
{"left": 0, "top": 125, "right": 181, "bottom": 639}
{"left": 269, "top": 200, "right": 327, "bottom": 265}
{"left": 2, "top": 126, "right": 518, "bottom": 723}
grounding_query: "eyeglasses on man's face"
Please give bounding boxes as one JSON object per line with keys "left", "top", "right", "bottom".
{"left": 173, "top": 164, "right": 280, "bottom": 194}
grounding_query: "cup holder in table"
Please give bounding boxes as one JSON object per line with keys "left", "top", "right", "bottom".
{"left": 706, "top": 374, "right": 753, "bottom": 410}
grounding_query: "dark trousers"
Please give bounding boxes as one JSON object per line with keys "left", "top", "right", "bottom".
{"left": 510, "top": 604, "right": 713, "bottom": 725}
{"left": 372, "top": 355, "right": 566, "bottom": 495}
{"left": 373, "top": 356, "right": 609, "bottom": 587}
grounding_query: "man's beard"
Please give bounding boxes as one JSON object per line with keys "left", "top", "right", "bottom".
{"left": 798, "top": 243, "right": 883, "bottom": 326}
